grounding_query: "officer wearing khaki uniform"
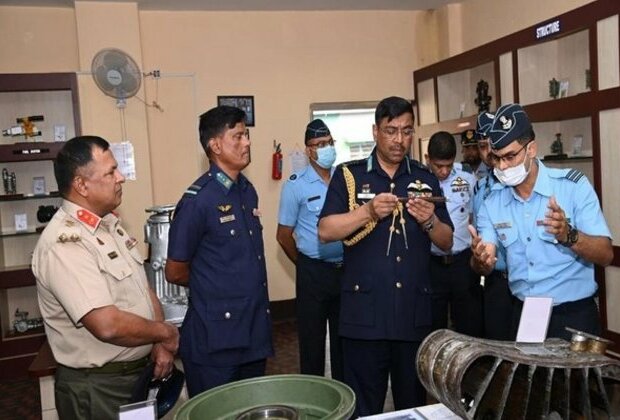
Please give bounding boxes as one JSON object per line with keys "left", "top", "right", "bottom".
{"left": 32, "top": 136, "right": 179, "bottom": 420}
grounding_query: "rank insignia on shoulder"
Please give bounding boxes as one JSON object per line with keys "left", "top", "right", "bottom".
{"left": 493, "top": 222, "right": 512, "bottom": 230}
{"left": 58, "top": 233, "right": 68, "bottom": 243}
{"left": 108, "top": 251, "right": 118, "bottom": 260}
{"left": 565, "top": 169, "right": 584, "bottom": 183}
{"left": 184, "top": 184, "right": 202, "bottom": 196}
{"left": 217, "top": 204, "right": 232, "bottom": 213}
{"left": 64, "top": 220, "right": 75, "bottom": 227}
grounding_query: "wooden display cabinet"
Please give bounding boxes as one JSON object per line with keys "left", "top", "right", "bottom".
{"left": 413, "top": 0, "right": 620, "bottom": 347}
{"left": 0, "top": 73, "right": 80, "bottom": 379}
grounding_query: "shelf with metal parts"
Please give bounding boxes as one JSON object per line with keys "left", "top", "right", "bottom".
{"left": 0, "top": 72, "right": 81, "bottom": 379}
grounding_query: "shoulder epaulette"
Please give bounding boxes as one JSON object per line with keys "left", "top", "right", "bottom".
{"left": 56, "top": 223, "right": 81, "bottom": 244}
{"left": 183, "top": 176, "right": 212, "bottom": 197}
{"left": 342, "top": 158, "right": 366, "bottom": 167}
{"left": 565, "top": 169, "right": 584, "bottom": 183}
{"left": 460, "top": 163, "right": 473, "bottom": 173}
{"left": 409, "top": 158, "right": 431, "bottom": 173}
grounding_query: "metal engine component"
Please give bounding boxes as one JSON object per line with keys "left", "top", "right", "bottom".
{"left": 144, "top": 205, "right": 187, "bottom": 325}
{"left": 417, "top": 329, "right": 620, "bottom": 419}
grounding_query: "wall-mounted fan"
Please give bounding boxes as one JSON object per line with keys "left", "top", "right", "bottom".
{"left": 91, "top": 48, "right": 142, "bottom": 107}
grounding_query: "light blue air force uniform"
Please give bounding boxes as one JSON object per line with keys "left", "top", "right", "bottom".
{"left": 431, "top": 163, "right": 476, "bottom": 256}
{"left": 278, "top": 165, "right": 343, "bottom": 262}
{"left": 477, "top": 160, "right": 611, "bottom": 305}
{"left": 473, "top": 173, "right": 507, "bottom": 272}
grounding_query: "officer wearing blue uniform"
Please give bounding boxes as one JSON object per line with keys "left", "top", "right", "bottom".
{"left": 276, "top": 119, "right": 344, "bottom": 380}
{"left": 426, "top": 131, "right": 482, "bottom": 337}
{"left": 471, "top": 112, "right": 513, "bottom": 340}
{"left": 319, "top": 97, "right": 454, "bottom": 416}
{"left": 461, "top": 129, "right": 488, "bottom": 180}
{"left": 470, "top": 104, "right": 613, "bottom": 341}
{"left": 166, "top": 106, "right": 273, "bottom": 396}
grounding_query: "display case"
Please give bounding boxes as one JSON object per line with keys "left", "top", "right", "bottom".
{"left": 413, "top": 0, "right": 620, "bottom": 347}
{"left": 0, "top": 73, "right": 80, "bottom": 379}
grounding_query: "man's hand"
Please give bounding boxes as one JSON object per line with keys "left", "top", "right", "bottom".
{"left": 468, "top": 225, "right": 496, "bottom": 274}
{"left": 406, "top": 197, "right": 435, "bottom": 224}
{"left": 161, "top": 322, "right": 180, "bottom": 354}
{"left": 151, "top": 343, "right": 175, "bottom": 379}
{"left": 366, "top": 193, "right": 398, "bottom": 221}
{"left": 544, "top": 196, "right": 569, "bottom": 243}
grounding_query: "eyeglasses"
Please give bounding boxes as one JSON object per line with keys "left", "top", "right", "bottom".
{"left": 307, "top": 139, "right": 335, "bottom": 149}
{"left": 489, "top": 142, "right": 530, "bottom": 165}
{"left": 380, "top": 126, "right": 415, "bottom": 139}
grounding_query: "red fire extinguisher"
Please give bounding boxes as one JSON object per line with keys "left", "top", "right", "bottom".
{"left": 272, "top": 140, "right": 282, "bottom": 180}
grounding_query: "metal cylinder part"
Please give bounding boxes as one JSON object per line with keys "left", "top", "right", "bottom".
{"left": 144, "top": 205, "right": 187, "bottom": 325}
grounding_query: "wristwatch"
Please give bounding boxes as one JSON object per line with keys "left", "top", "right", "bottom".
{"left": 422, "top": 215, "right": 435, "bottom": 233}
{"left": 560, "top": 223, "right": 579, "bottom": 247}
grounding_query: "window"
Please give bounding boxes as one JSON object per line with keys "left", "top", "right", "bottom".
{"left": 310, "top": 102, "right": 377, "bottom": 166}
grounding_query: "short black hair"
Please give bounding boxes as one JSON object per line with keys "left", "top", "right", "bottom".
{"left": 428, "top": 131, "right": 456, "bottom": 160}
{"left": 199, "top": 106, "right": 246, "bottom": 155}
{"left": 54, "top": 135, "right": 110, "bottom": 197}
{"left": 375, "top": 96, "right": 414, "bottom": 126}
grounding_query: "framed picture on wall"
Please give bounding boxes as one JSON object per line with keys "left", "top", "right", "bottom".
{"left": 559, "top": 80, "right": 569, "bottom": 98}
{"left": 217, "top": 95, "right": 255, "bottom": 126}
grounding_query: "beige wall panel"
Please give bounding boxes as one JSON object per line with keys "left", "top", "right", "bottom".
{"left": 437, "top": 0, "right": 596, "bottom": 59}
{"left": 0, "top": 6, "right": 78, "bottom": 73}
{"left": 606, "top": 266, "right": 620, "bottom": 333}
{"left": 139, "top": 10, "right": 424, "bottom": 300}
{"left": 75, "top": 2, "right": 153, "bottom": 251}
{"left": 599, "top": 108, "right": 620, "bottom": 246}
{"left": 598, "top": 14, "right": 620, "bottom": 90}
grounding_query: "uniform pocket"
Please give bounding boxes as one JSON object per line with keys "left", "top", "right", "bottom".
{"left": 496, "top": 227, "right": 518, "bottom": 249}
{"left": 340, "top": 278, "right": 374, "bottom": 327}
{"left": 100, "top": 255, "right": 135, "bottom": 309}
{"left": 204, "top": 297, "right": 251, "bottom": 352}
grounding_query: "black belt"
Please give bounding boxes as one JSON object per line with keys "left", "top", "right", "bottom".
{"left": 430, "top": 249, "right": 469, "bottom": 266}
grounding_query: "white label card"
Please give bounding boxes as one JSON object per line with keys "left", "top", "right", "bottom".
{"left": 516, "top": 296, "right": 553, "bottom": 343}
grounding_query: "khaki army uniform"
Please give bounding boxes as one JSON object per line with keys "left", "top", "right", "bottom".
{"left": 33, "top": 199, "right": 154, "bottom": 367}
{"left": 32, "top": 200, "right": 155, "bottom": 419}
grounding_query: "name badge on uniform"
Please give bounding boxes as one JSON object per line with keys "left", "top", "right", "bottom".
{"left": 494, "top": 222, "right": 512, "bottom": 230}
{"left": 358, "top": 184, "right": 375, "bottom": 200}
{"left": 220, "top": 214, "right": 236, "bottom": 224}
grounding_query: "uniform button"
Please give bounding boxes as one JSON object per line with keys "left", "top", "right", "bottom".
{"left": 249, "top": 230, "right": 253, "bottom": 235}
{"left": 529, "top": 262, "right": 534, "bottom": 266}
{"left": 396, "top": 256, "right": 401, "bottom": 262}
{"left": 263, "top": 282, "right": 266, "bottom": 287}
{"left": 354, "top": 285, "right": 360, "bottom": 291}
{"left": 242, "top": 205, "right": 245, "bottom": 210}
{"left": 230, "top": 229, "right": 236, "bottom": 236}
{"left": 527, "top": 237, "right": 531, "bottom": 242}
{"left": 396, "top": 282, "right": 402, "bottom": 288}
{"left": 395, "top": 229, "right": 400, "bottom": 235}
{"left": 258, "top": 255, "right": 262, "bottom": 260}
{"left": 224, "top": 312, "right": 231, "bottom": 319}
{"left": 460, "top": 207, "right": 465, "bottom": 212}
{"left": 266, "top": 309, "right": 271, "bottom": 314}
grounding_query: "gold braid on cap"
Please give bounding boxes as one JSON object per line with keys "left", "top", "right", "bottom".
{"left": 342, "top": 165, "right": 377, "bottom": 246}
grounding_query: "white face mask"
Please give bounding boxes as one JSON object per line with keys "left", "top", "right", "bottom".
{"left": 493, "top": 145, "right": 531, "bottom": 186}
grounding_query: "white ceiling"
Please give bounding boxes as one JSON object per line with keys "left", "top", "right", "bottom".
{"left": 0, "top": 0, "right": 461, "bottom": 11}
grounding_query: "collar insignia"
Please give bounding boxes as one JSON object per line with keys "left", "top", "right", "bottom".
{"left": 77, "top": 209, "right": 100, "bottom": 228}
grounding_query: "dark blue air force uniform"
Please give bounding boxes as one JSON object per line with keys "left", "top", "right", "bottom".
{"left": 319, "top": 151, "right": 452, "bottom": 416}
{"left": 167, "top": 163, "right": 273, "bottom": 397}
